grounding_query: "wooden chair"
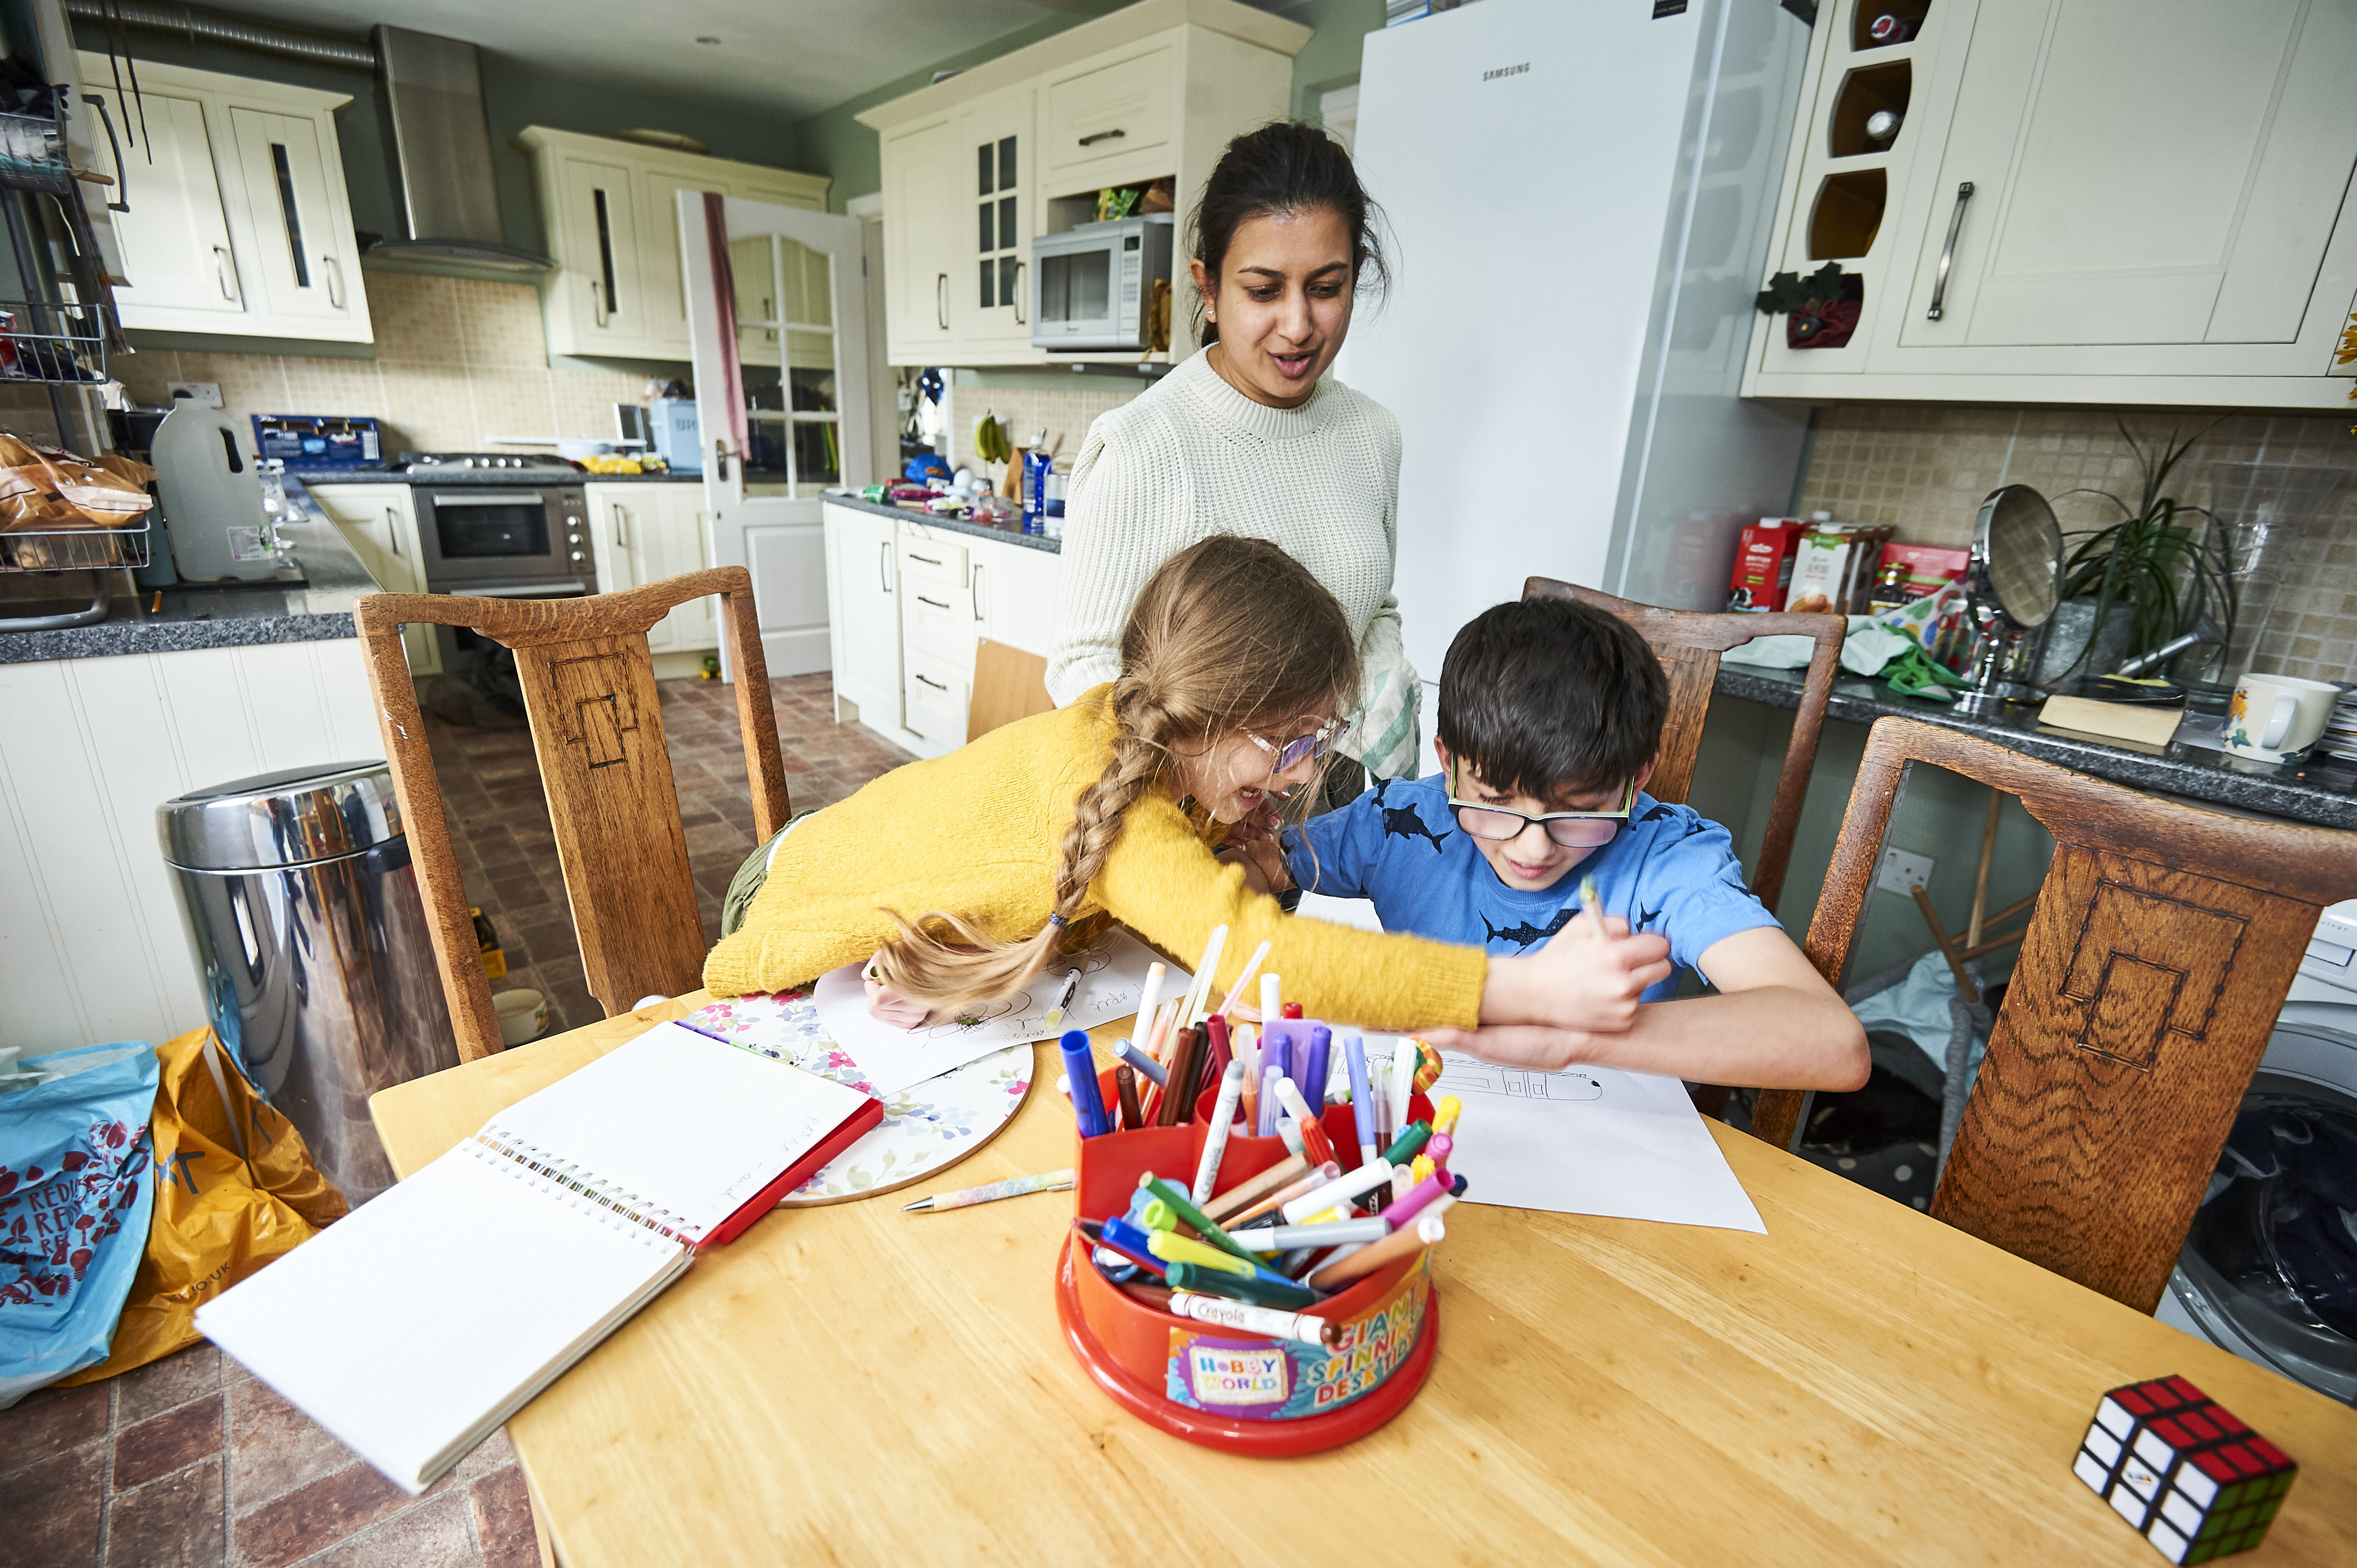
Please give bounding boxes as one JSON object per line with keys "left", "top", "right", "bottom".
{"left": 967, "top": 637, "right": 1054, "bottom": 742}
{"left": 1521, "top": 577, "right": 1843, "bottom": 915}
{"left": 353, "top": 568, "right": 790, "bottom": 1062}
{"left": 1752, "top": 716, "right": 2357, "bottom": 1312}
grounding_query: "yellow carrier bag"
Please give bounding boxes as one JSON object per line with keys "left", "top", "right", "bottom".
{"left": 60, "top": 1027, "right": 346, "bottom": 1384}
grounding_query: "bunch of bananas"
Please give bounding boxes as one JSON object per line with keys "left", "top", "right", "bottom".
{"left": 971, "top": 414, "right": 1012, "bottom": 465}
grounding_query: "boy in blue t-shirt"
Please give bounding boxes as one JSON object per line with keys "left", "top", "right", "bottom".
{"left": 1276, "top": 596, "right": 1866, "bottom": 1089}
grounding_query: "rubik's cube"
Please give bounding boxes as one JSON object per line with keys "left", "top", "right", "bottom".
{"left": 2074, "top": 1376, "right": 2297, "bottom": 1563}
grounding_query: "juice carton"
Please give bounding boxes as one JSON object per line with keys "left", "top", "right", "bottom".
{"left": 1727, "top": 517, "right": 1807, "bottom": 612}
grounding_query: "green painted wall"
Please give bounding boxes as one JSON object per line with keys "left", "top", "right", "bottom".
{"left": 68, "top": 25, "right": 802, "bottom": 257}
{"left": 791, "top": 0, "right": 1386, "bottom": 213}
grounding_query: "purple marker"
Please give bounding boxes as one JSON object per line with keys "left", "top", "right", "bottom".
{"left": 1265, "top": 1022, "right": 1294, "bottom": 1092}
{"left": 1302, "top": 1025, "right": 1332, "bottom": 1107}
{"left": 1258, "top": 1065, "right": 1283, "bottom": 1138}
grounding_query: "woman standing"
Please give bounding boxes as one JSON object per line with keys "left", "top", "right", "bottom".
{"left": 1046, "top": 121, "right": 1417, "bottom": 793}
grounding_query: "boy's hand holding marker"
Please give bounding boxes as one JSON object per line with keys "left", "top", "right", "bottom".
{"left": 863, "top": 952, "right": 932, "bottom": 1029}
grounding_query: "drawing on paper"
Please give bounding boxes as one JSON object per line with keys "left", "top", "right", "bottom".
{"left": 1437, "top": 1053, "right": 1604, "bottom": 1102}
{"left": 925, "top": 993, "right": 1031, "bottom": 1038}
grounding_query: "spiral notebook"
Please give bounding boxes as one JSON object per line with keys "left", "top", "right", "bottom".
{"left": 196, "top": 1022, "right": 879, "bottom": 1493}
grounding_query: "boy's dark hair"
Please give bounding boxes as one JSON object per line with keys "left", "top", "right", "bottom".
{"left": 1437, "top": 597, "right": 1669, "bottom": 801}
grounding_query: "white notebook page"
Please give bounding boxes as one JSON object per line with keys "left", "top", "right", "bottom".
{"left": 197, "top": 1144, "right": 685, "bottom": 1492}
{"left": 479, "top": 1020, "right": 872, "bottom": 1241}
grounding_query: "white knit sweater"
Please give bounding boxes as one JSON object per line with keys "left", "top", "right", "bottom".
{"left": 1046, "top": 348, "right": 1421, "bottom": 778}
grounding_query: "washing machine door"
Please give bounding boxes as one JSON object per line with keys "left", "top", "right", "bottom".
{"left": 2167, "top": 1015, "right": 2357, "bottom": 1405}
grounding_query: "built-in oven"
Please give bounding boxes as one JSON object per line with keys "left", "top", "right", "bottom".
{"left": 429, "top": 578, "right": 593, "bottom": 678}
{"left": 414, "top": 485, "right": 588, "bottom": 590}
{"left": 1031, "top": 214, "right": 1175, "bottom": 352}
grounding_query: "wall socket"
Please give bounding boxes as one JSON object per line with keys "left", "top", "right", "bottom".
{"left": 1876, "top": 847, "right": 1937, "bottom": 898}
{"left": 166, "top": 381, "right": 223, "bottom": 408}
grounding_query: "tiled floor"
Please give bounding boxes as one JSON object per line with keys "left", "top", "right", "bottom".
{"left": 2, "top": 673, "right": 912, "bottom": 1568}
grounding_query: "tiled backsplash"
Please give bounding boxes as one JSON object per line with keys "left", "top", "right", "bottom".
{"left": 1799, "top": 404, "right": 2357, "bottom": 684}
{"left": 112, "top": 271, "right": 653, "bottom": 453}
{"left": 953, "top": 380, "right": 1143, "bottom": 464}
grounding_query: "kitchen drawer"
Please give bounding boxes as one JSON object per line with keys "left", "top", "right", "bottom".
{"left": 904, "top": 576, "right": 979, "bottom": 670}
{"left": 897, "top": 532, "right": 967, "bottom": 592}
{"left": 1044, "top": 45, "right": 1174, "bottom": 176}
{"left": 903, "top": 652, "right": 970, "bottom": 747}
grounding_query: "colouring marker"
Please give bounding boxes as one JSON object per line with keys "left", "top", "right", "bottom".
{"left": 1345, "top": 1035, "right": 1376, "bottom": 1167}
{"left": 1258, "top": 1065, "right": 1282, "bottom": 1138}
{"left": 1579, "top": 873, "right": 1606, "bottom": 940}
{"left": 1381, "top": 1121, "right": 1433, "bottom": 1169}
{"left": 1380, "top": 1171, "right": 1450, "bottom": 1228}
{"left": 1145, "top": 1231, "right": 1314, "bottom": 1294}
{"left": 1202, "top": 1014, "right": 1233, "bottom": 1096}
{"left": 1282, "top": 1003, "right": 1303, "bottom": 1020}
{"left": 1091, "top": 1216, "right": 1170, "bottom": 1276}
{"left": 1133, "top": 961, "right": 1167, "bottom": 1044}
{"left": 1199, "top": 1153, "right": 1314, "bottom": 1223}
{"left": 1265, "top": 1023, "right": 1294, "bottom": 1090}
{"left": 1223, "top": 1161, "right": 1342, "bottom": 1227}
{"left": 1164, "top": 1261, "right": 1319, "bottom": 1311}
{"left": 1413, "top": 1038, "right": 1445, "bottom": 1094}
{"left": 1192, "top": 1060, "right": 1247, "bottom": 1205}
{"left": 1229, "top": 1216, "right": 1391, "bottom": 1251}
{"left": 1114, "top": 1062, "right": 1143, "bottom": 1131}
{"left": 1043, "top": 968, "right": 1082, "bottom": 1033}
{"left": 1111, "top": 1036, "right": 1167, "bottom": 1087}
{"left": 1276, "top": 1115, "right": 1305, "bottom": 1158}
{"left": 1059, "top": 1030, "right": 1109, "bottom": 1137}
{"left": 1260, "top": 972, "right": 1282, "bottom": 1023}
{"left": 1308, "top": 1211, "right": 1448, "bottom": 1290}
{"left": 1165, "top": 1290, "right": 1341, "bottom": 1348}
{"left": 1302, "top": 1025, "right": 1332, "bottom": 1107}
{"left": 1215, "top": 940, "right": 1271, "bottom": 1020}
{"left": 902, "top": 1168, "right": 1074, "bottom": 1213}
{"left": 1280, "top": 1159, "right": 1396, "bottom": 1225}
{"left": 1391, "top": 1036, "right": 1419, "bottom": 1129}
{"left": 1274, "top": 1078, "right": 1336, "bottom": 1167}
{"left": 1137, "top": 1174, "right": 1260, "bottom": 1267}
{"left": 1432, "top": 1095, "right": 1463, "bottom": 1137}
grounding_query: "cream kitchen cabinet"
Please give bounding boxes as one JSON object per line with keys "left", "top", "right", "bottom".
{"left": 584, "top": 483, "right": 718, "bottom": 654}
{"left": 85, "top": 55, "right": 372, "bottom": 343}
{"left": 517, "top": 128, "right": 828, "bottom": 363}
{"left": 307, "top": 484, "right": 440, "bottom": 675}
{"left": 820, "top": 501, "right": 1062, "bottom": 758}
{"left": 1742, "top": 0, "right": 2357, "bottom": 408}
{"left": 858, "top": 0, "right": 1305, "bottom": 368}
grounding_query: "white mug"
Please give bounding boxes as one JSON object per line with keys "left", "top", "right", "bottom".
{"left": 2223, "top": 672, "right": 2340, "bottom": 763}
{"left": 492, "top": 987, "right": 549, "bottom": 1046}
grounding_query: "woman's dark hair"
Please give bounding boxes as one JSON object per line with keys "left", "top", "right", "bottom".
{"left": 1186, "top": 120, "right": 1389, "bottom": 345}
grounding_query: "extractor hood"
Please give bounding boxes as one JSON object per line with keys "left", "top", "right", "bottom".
{"left": 369, "top": 25, "right": 550, "bottom": 273}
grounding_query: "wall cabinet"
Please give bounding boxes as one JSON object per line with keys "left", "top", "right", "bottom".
{"left": 84, "top": 55, "right": 372, "bottom": 343}
{"left": 583, "top": 483, "right": 718, "bottom": 653}
{"left": 857, "top": 0, "right": 1306, "bottom": 367}
{"left": 308, "top": 484, "right": 439, "bottom": 675}
{"left": 517, "top": 128, "right": 829, "bottom": 363}
{"left": 820, "top": 502, "right": 1061, "bottom": 758}
{"left": 1741, "top": 0, "right": 2357, "bottom": 407}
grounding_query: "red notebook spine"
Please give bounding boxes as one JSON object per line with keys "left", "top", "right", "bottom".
{"left": 696, "top": 1095, "right": 886, "bottom": 1249}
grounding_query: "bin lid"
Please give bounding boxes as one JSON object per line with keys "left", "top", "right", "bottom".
{"left": 159, "top": 761, "right": 404, "bottom": 871}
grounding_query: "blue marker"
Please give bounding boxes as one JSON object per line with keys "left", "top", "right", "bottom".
{"left": 1061, "top": 1029, "right": 1110, "bottom": 1137}
{"left": 1265, "top": 1022, "right": 1294, "bottom": 1092}
{"left": 1345, "top": 1035, "right": 1376, "bottom": 1165}
{"left": 1302, "top": 1025, "right": 1333, "bottom": 1108}
{"left": 1110, "top": 1036, "right": 1168, "bottom": 1087}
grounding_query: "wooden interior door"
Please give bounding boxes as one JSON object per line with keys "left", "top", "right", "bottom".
{"left": 683, "top": 192, "right": 874, "bottom": 678}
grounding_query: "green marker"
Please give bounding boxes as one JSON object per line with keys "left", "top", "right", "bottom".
{"left": 1579, "top": 873, "right": 1607, "bottom": 940}
{"left": 1138, "top": 1197, "right": 1178, "bottom": 1232}
{"left": 1165, "top": 1260, "right": 1320, "bottom": 1311}
{"left": 1380, "top": 1120, "right": 1433, "bottom": 1169}
{"left": 1138, "top": 1174, "right": 1260, "bottom": 1268}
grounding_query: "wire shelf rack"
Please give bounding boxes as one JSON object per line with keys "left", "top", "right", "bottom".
{"left": 0, "top": 109, "right": 71, "bottom": 196}
{"left": 0, "top": 297, "right": 109, "bottom": 383}
{"left": 0, "top": 514, "right": 150, "bottom": 572}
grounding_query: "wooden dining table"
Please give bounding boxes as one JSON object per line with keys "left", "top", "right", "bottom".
{"left": 370, "top": 993, "right": 2357, "bottom": 1567}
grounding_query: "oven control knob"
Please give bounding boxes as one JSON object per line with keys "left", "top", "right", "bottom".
{"left": 570, "top": 550, "right": 585, "bottom": 563}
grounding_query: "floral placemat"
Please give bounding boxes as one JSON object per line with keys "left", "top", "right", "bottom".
{"left": 680, "top": 992, "right": 1033, "bottom": 1204}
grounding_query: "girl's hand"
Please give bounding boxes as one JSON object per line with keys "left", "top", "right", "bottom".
{"left": 1484, "top": 915, "right": 1671, "bottom": 1032}
{"left": 1422, "top": 1024, "right": 1593, "bottom": 1071}
{"left": 863, "top": 951, "right": 932, "bottom": 1029}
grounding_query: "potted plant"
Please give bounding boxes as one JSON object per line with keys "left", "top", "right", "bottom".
{"left": 2042, "top": 420, "right": 2237, "bottom": 681}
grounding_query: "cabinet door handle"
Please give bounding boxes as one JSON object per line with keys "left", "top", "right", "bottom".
{"left": 614, "top": 505, "right": 629, "bottom": 550}
{"left": 384, "top": 506, "right": 400, "bottom": 556}
{"left": 909, "top": 552, "right": 942, "bottom": 566}
{"left": 324, "top": 255, "right": 344, "bottom": 310}
{"left": 213, "top": 246, "right": 236, "bottom": 300}
{"left": 1926, "top": 181, "right": 1975, "bottom": 321}
{"left": 970, "top": 562, "right": 986, "bottom": 621}
{"left": 879, "top": 539, "right": 892, "bottom": 593}
{"left": 917, "top": 594, "right": 950, "bottom": 610}
{"left": 86, "top": 95, "right": 128, "bottom": 213}
{"left": 590, "top": 275, "right": 610, "bottom": 327}
{"left": 1012, "top": 261, "right": 1026, "bottom": 324}
{"left": 1078, "top": 128, "right": 1126, "bottom": 147}
{"left": 915, "top": 673, "right": 947, "bottom": 691}
{"left": 935, "top": 272, "right": 948, "bottom": 329}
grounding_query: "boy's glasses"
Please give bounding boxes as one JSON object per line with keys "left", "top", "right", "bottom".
{"left": 1247, "top": 720, "right": 1343, "bottom": 773}
{"left": 1447, "top": 763, "right": 1636, "bottom": 849}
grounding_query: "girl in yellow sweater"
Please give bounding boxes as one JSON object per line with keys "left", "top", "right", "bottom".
{"left": 703, "top": 537, "right": 1669, "bottom": 1035}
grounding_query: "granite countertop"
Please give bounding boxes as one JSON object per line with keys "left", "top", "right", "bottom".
{"left": 1717, "top": 662, "right": 2357, "bottom": 830}
{"left": 0, "top": 505, "right": 384, "bottom": 664}
{"left": 301, "top": 470, "right": 701, "bottom": 486}
{"left": 820, "top": 490, "right": 1062, "bottom": 554}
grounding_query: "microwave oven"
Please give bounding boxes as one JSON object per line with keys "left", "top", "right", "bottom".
{"left": 1030, "top": 215, "right": 1174, "bottom": 352}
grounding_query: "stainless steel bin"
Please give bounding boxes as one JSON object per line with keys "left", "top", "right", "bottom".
{"left": 159, "top": 761, "right": 458, "bottom": 1203}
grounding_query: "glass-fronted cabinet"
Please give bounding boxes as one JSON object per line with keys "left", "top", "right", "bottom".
{"left": 956, "top": 89, "right": 1035, "bottom": 350}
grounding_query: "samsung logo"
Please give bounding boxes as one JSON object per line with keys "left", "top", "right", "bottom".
{"left": 1482, "top": 62, "right": 1529, "bottom": 80}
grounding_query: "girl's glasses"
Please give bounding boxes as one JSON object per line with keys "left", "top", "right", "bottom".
{"left": 1447, "top": 763, "right": 1636, "bottom": 849}
{"left": 1247, "top": 720, "right": 1343, "bottom": 773}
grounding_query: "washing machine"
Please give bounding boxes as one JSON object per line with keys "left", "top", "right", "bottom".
{"left": 2155, "top": 899, "right": 2357, "bottom": 1405}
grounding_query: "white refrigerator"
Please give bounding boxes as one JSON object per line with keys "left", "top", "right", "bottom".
{"left": 1340, "top": 0, "right": 1814, "bottom": 691}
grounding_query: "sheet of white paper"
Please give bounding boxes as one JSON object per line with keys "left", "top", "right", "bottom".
{"left": 1294, "top": 892, "right": 1385, "bottom": 932}
{"left": 810, "top": 928, "right": 1189, "bottom": 1097}
{"left": 1429, "top": 1052, "right": 1764, "bottom": 1232}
